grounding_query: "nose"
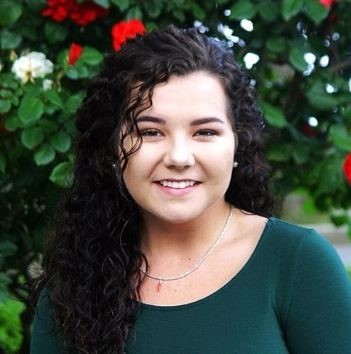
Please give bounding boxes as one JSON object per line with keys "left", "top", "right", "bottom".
{"left": 163, "top": 137, "right": 195, "bottom": 169}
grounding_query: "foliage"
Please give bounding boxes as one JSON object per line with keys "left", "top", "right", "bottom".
{"left": 0, "top": 299, "right": 25, "bottom": 353}
{"left": 0, "top": 0, "right": 351, "bottom": 351}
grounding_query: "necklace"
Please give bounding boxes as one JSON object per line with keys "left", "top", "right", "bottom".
{"left": 139, "top": 205, "right": 233, "bottom": 292}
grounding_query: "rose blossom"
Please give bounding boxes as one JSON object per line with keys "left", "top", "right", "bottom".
{"left": 68, "top": 43, "right": 83, "bottom": 65}
{"left": 70, "top": 1, "right": 107, "bottom": 26}
{"left": 11, "top": 52, "right": 54, "bottom": 83}
{"left": 319, "top": 0, "right": 337, "bottom": 8}
{"left": 42, "top": 0, "right": 107, "bottom": 26}
{"left": 111, "top": 19, "right": 146, "bottom": 51}
{"left": 343, "top": 153, "right": 351, "bottom": 184}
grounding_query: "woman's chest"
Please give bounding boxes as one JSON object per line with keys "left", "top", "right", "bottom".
{"left": 127, "top": 296, "right": 289, "bottom": 354}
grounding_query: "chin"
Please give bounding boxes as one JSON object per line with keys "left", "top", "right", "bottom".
{"left": 144, "top": 207, "right": 202, "bottom": 225}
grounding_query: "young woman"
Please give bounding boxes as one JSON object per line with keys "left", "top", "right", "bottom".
{"left": 30, "top": 26, "right": 351, "bottom": 354}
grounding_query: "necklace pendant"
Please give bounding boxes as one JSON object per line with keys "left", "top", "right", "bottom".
{"left": 157, "top": 279, "right": 163, "bottom": 292}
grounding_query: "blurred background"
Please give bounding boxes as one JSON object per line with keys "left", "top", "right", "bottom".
{"left": 0, "top": 0, "right": 350, "bottom": 352}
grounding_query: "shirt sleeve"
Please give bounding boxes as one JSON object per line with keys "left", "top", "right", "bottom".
{"left": 30, "top": 288, "right": 65, "bottom": 354}
{"left": 284, "top": 230, "right": 351, "bottom": 354}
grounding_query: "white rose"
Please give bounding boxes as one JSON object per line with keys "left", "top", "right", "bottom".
{"left": 11, "top": 51, "right": 54, "bottom": 84}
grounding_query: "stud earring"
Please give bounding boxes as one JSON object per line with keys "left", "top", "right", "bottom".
{"left": 112, "top": 163, "right": 116, "bottom": 169}
{"left": 233, "top": 161, "right": 238, "bottom": 168}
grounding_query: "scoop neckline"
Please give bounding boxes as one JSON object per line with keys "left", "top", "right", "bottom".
{"left": 138, "top": 216, "right": 275, "bottom": 311}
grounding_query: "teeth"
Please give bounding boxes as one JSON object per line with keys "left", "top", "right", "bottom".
{"left": 159, "top": 180, "right": 196, "bottom": 189}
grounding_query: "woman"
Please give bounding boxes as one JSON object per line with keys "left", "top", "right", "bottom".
{"left": 30, "top": 25, "right": 351, "bottom": 353}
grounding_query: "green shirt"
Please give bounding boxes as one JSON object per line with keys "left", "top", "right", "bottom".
{"left": 31, "top": 218, "right": 351, "bottom": 353}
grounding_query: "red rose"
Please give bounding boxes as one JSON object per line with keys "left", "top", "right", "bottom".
{"left": 319, "top": 0, "right": 337, "bottom": 8}
{"left": 68, "top": 43, "right": 83, "bottom": 65}
{"left": 111, "top": 19, "right": 146, "bottom": 51}
{"left": 300, "top": 124, "right": 317, "bottom": 138}
{"left": 42, "top": 0, "right": 74, "bottom": 22}
{"left": 70, "top": 1, "right": 108, "bottom": 26}
{"left": 42, "top": 0, "right": 107, "bottom": 26}
{"left": 343, "top": 153, "right": 351, "bottom": 184}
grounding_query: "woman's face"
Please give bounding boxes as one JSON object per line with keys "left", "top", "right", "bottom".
{"left": 122, "top": 71, "right": 235, "bottom": 224}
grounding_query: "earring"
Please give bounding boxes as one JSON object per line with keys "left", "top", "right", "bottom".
{"left": 112, "top": 163, "right": 116, "bottom": 169}
{"left": 233, "top": 161, "right": 238, "bottom": 168}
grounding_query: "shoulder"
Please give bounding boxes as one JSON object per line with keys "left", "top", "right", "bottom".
{"left": 264, "top": 217, "right": 330, "bottom": 251}
{"left": 31, "top": 287, "right": 66, "bottom": 353}
{"left": 265, "top": 217, "right": 347, "bottom": 279}
{"left": 32, "top": 286, "right": 54, "bottom": 330}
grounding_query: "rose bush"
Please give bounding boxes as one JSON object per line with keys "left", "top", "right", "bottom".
{"left": 0, "top": 0, "right": 351, "bottom": 352}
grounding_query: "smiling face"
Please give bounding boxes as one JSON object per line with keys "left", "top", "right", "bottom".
{"left": 122, "top": 71, "right": 235, "bottom": 224}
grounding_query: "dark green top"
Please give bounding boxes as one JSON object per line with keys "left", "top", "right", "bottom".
{"left": 31, "top": 218, "right": 351, "bottom": 353}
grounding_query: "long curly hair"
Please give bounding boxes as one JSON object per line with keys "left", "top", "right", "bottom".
{"left": 29, "top": 25, "right": 273, "bottom": 353}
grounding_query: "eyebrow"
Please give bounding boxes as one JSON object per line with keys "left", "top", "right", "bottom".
{"left": 137, "top": 116, "right": 225, "bottom": 125}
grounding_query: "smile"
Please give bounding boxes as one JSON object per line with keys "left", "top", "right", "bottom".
{"left": 158, "top": 180, "right": 197, "bottom": 189}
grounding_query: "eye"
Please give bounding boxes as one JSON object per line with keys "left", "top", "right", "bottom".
{"left": 194, "top": 129, "right": 218, "bottom": 137}
{"left": 140, "top": 129, "right": 162, "bottom": 138}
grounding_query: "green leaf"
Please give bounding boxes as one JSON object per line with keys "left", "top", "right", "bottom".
{"left": 315, "top": 156, "right": 343, "bottom": 196}
{"left": 191, "top": 3, "right": 206, "bottom": 20}
{"left": 0, "top": 273, "right": 11, "bottom": 303}
{"left": 304, "top": 0, "right": 329, "bottom": 24}
{"left": 292, "top": 144, "right": 309, "bottom": 164}
{"left": 66, "top": 65, "right": 90, "bottom": 79}
{"left": 0, "top": 29, "right": 22, "bottom": 49}
{"left": 66, "top": 93, "right": 84, "bottom": 114}
{"left": 42, "top": 90, "right": 64, "bottom": 108}
{"left": 44, "top": 22, "right": 68, "bottom": 43}
{"left": 0, "top": 99, "right": 11, "bottom": 113}
{"left": 261, "top": 102, "right": 288, "bottom": 127}
{"left": 257, "top": 1, "right": 279, "bottom": 21}
{"left": 126, "top": 6, "right": 143, "bottom": 19}
{"left": 266, "top": 37, "right": 287, "bottom": 53}
{"left": 0, "top": 89, "right": 12, "bottom": 99}
{"left": 18, "top": 95, "right": 44, "bottom": 125}
{"left": 50, "top": 131, "right": 71, "bottom": 153}
{"left": 21, "top": 127, "right": 44, "bottom": 149}
{"left": 230, "top": 0, "right": 256, "bottom": 20}
{"left": 0, "top": 241, "right": 17, "bottom": 257}
{"left": 145, "top": 0, "right": 162, "bottom": 18}
{"left": 5, "top": 115, "right": 23, "bottom": 132}
{"left": 4, "top": 115, "right": 22, "bottom": 131}
{"left": 331, "top": 212, "right": 349, "bottom": 227}
{"left": 289, "top": 47, "right": 308, "bottom": 72}
{"left": 281, "top": 0, "right": 304, "bottom": 21}
{"left": 330, "top": 125, "right": 351, "bottom": 151}
{"left": 341, "top": 105, "right": 351, "bottom": 121}
{"left": 10, "top": 95, "right": 19, "bottom": 106}
{"left": 39, "top": 119, "right": 58, "bottom": 134}
{"left": 80, "top": 47, "right": 103, "bottom": 66}
{"left": 0, "top": 73, "right": 18, "bottom": 90}
{"left": 173, "top": 9, "right": 185, "bottom": 22}
{"left": 306, "top": 81, "right": 339, "bottom": 110}
{"left": 49, "top": 161, "right": 74, "bottom": 188}
{"left": 92, "top": 0, "right": 110, "bottom": 8}
{"left": 111, "top": 0, "right": 129, "bottom": 12}
{"left": 34, "top": 144, "right": 56, "bottom": 166}
{"left": 267, "top": 144, "right": 291, "bottom": 161}
{"left": 0, "top": 152, "right": 6, "bottom": 173}
{"left": 0, "top": 1, "right": 22, "bottom": 25}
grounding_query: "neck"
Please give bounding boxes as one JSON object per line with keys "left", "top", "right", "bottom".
{"left": 139, "top": 202, "right": 231, "bottom": 261}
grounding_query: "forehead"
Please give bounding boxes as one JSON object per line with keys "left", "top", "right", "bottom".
{"left": 138, "top": 71, "right": 229, "bottom": 121}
